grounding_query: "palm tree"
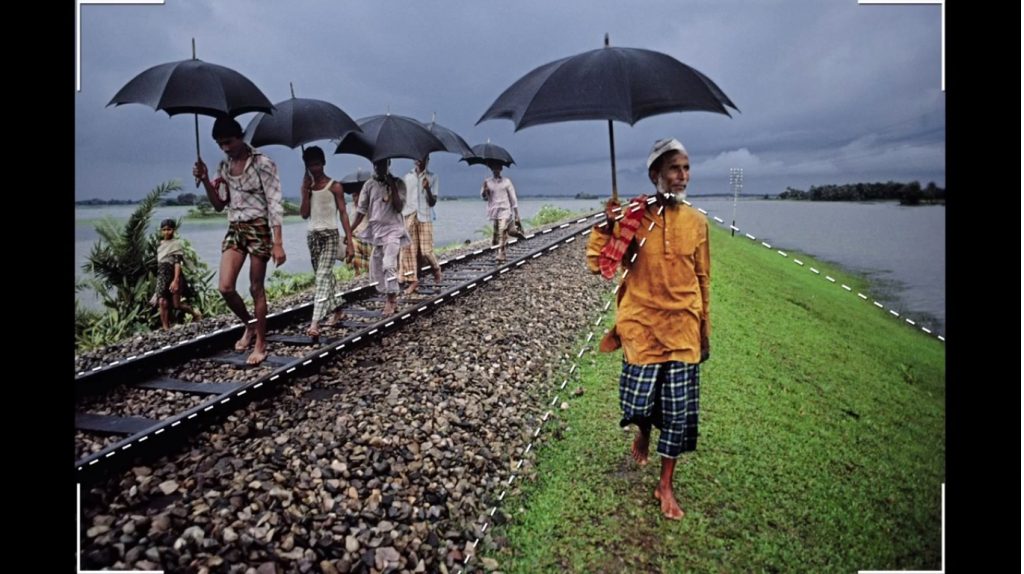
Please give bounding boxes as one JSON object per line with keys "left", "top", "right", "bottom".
{"left": 83, "top": 180, "right": 179, "bottom": 296}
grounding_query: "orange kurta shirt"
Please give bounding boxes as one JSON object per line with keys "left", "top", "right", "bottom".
{"left": 587, "top": 202, "right": 711, "bottom": 365}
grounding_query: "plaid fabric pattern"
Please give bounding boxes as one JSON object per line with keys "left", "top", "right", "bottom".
{"left": 492, "top": 217, "right": 510, "bottom": 259}
{"left": 215, "top": 147, "right": 284, "bottom": 227}
{"left": 351, "top": 237, "right": 372, "bottom": 276}
{"left": 399, "top": 213, "right": 440, "bottom": 281}
{"left": 599, "top": 196, "right": 648, "bottom": 279}
{"left": 307, "top": 229, "right": 340, "bottom": 322}
{"left": 222, "top": 217, "right": 272, "bottom": 259}
{"left": 619, "top": 360, "right": 700, "bottom": 458}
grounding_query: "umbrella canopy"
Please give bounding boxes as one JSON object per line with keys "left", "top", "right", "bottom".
{"left": 477, "top": 35, "right": 738, "bottom": 199}
{"left": 420, "top": 116, "right": 474, "bottom": 157}
{"left": 107, "top": 43, "right": 275, "bottom": 180}
{"left": 339, "top": 167, "right": 372, "bottom": 195}
{"left": 335, "top": 114, "right": 447, "bottom": 163}
{"left": 460, "top": 142, "right": 516, "bottom": 167}
{"left": 244, "top": 96, "right": 360, "bottom": 149}
{"left": 108, "top": 58, "right": 274, "bottom": 118}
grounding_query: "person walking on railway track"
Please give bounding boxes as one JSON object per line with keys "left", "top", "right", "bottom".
{"left": 480, "top": 160, "right": 521, "bottom": 263}
{"left": 348, "top": 189, "right": 372, "bottom": 277}
{"left": 192, "top": 116, "right": 287, "bottom": 365}
{"left": 349, "top": 159, "right": 410, "bottom": 317}
{"left": 299, "top": 146, "right": 354, "bottom": 338}
{"left": 586, "top": 137, "right": 711, "bottom": 520}
{"left": 399, "top": 155, "right": 442, "bottom": 294}
{"left": 154, "top": 218, "right": 202, "bottom": 329}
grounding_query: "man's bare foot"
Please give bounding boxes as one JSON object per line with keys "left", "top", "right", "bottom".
{"left": 323, "top": 310, "right": 344, "bottom": 327}
{"left": 306, "top": 324, "right": 320, "bottom": 338}
{"left": 246, "top": 343, "right": 267, "bottom": 365}
{"left": 653, "top": 485, "right": 685, "bottom": 520}
{"left": 403, "top": 280, "right": 419, "bottom": 296}
{"left": 192, "top": 310, "right": 203, "bottom": 321}
{"left": 382, "top": 300, "right": 397, "bottom": 316}
{"left": 631, "top": 430, "right": 650, "bottom": 466}
{"left": 433, "top": 268, "right": 442, "bottom": 284}
{"left": 234, "top": 326, "right": 255, "bottom": 352}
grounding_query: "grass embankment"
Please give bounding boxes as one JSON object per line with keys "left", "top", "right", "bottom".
{"left": 487, "top": 223, "right": 945, "bottom": 573}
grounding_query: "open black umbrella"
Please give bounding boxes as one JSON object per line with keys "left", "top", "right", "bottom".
{"left": 108, "top": 40, "right": 274, "bottom": 183}
{"left": 420, "top": 114, "right": 473, "bottom": 157}
{"left": 478, "top": 35, "right": 738, "bottom": 199}
{"left": 108, "top": 59, "right": 273, "bottom": 118}
{"left": 335, "top": 114, "right": 447, "bottom": 163}
{"left": 339, "top": 167, "right": 372, "bottom": 195}
{"left": 244, "top": 84, "right": 360, "bottom": 149}
{"left": 460, "top": 141, "right": 516, "bottom": 167}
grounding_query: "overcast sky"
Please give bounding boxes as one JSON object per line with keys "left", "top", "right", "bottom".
{"left": 75, "top": 0, "right": 944, "bottom": 200}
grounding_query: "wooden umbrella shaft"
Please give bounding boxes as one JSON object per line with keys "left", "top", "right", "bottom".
{"left": 194, "top": 113, "right": 202, "bottom": 188}
{"left": 608, "top": 120, "right": 618, "bottom": 201}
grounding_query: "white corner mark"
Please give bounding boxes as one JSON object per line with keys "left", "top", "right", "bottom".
{"left": 76, "top": 0, "right": 166, "bottom": 92}
{"left": 858, "top": 0, "right": 944, "bottom": 91}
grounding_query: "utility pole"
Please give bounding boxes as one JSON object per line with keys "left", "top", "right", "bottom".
{"left": 729, "top": 168, "right": 743, "bottom": 237}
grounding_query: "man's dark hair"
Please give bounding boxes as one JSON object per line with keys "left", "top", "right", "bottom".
{"left": 302, "top": 145, "right": 326, "bottom": 165}
{"left": 212, "top": 116, "right": 244, "bottom": 139}
{"left": 159, "top": 218, "right": 177, "bottom": 230}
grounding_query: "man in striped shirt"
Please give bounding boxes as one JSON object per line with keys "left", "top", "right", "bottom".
{"left": 193, "top": 117, "right": 287, "bottom": 365}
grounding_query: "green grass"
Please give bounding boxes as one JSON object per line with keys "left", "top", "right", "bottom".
{"left": 485, "top": 223, "right": 945, "bottom": 573}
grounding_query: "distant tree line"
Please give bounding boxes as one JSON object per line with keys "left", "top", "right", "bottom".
{"left": 76, "top": 198, "right": 141, "bottom": 206}
{"left": 778, "top": 181, "right": 944, "bottom": 205}
{"left": 162, "top": 193, "right": 200, "bottom": 206}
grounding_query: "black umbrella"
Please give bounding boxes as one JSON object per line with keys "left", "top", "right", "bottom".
{"left": 335, "top": 114, "right": 447, "bottom": 163}
{"left": 339, "top": 167, "right": 372, "bottom": 195}
{"left": 460, "top": 141, "right": 516, "bottom": 168}
{"left": 420, "top": 114, "right": 473, "bottom": 157}
{"left": 108, "top": 40, "right": 274, "bottom": 183}
{"left": 478, "top": 34, "right": 738, "bottom": 199}
{"left": 243, "top": 83, "right": 360, "bottom": 149}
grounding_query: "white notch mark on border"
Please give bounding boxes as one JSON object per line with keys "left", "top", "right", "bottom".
{"left": 77, "top": 0, "right": 166, "bottom": 92}
{"left": 858, "top": 0, "right": 944, "bottom": 91}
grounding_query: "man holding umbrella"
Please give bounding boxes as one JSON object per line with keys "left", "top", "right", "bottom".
{"left": 586, "top": 138, "right": 710, "bottom": 520}
{"left": 480, "top": 160, "right": 521, "bottom": 263}
{"left": 399, "top": 156, "right": 442, "bottom": 295}
{"left": 193, "top": 117, "right": 287, "bottom": 365}
{"left": 349, "top": 159, "right": 410, "bottom": 317}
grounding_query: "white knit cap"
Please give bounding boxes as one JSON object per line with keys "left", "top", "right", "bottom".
{"left": 646, "top": 138, "right": 688, "bottom": 170}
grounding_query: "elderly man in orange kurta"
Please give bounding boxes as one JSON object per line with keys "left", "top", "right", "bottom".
{"left": 586, "top": 138, "right": 711, "bottom": 520}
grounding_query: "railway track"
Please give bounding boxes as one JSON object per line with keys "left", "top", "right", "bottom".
{"left": 74, "top": 213, "right": 604, "bottom": 484}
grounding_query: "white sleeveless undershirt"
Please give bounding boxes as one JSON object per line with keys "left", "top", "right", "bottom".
{"left": 308, "top": 179, "right": 338, "bottom": 231}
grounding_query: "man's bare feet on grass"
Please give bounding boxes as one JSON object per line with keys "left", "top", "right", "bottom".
{"left": 654, "top": 484, "right": 685, "bottom": 520}
{"left": 631, "top": 429, "right": 650, "bottom": 466}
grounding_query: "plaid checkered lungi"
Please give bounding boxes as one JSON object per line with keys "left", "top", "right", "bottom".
{"left": 399, "top": 214, "right": 440, "bottom": 281}
{"left": 307, "top": 229, "right": 340, "bottom": 322}
{"left": 351, "top": 237, "right": 372, "bottom": 276}
{"left": 619, "top": 360, "right": 700, "bottom": 458}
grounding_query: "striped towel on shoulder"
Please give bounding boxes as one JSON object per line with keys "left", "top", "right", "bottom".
{"left": 598, "top": 195, "right": 648, "bottom": 279}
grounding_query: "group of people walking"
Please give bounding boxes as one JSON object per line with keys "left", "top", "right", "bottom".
{"left": 164, "top": 120, "right": 711, "bottom": 523}
{"left": 169, "top": 117, "right": 522, "bottom": 363}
